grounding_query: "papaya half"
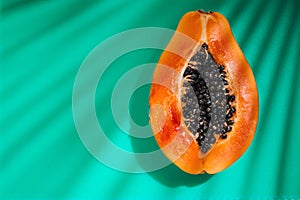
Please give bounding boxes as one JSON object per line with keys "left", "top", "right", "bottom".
{"left": 149, "top": 10, "right": 258, "bottom": 174}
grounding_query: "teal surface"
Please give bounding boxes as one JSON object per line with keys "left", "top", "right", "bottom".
{"left": 1, "top": 0, "right": 300, "bottom": 199}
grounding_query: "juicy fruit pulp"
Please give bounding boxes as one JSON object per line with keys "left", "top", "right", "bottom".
{"left": 149, "top": 11, "right": 258, "bottom": 174}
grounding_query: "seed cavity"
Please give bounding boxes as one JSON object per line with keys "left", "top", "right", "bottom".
{"left": 181, "top": 43, "right": 236, "bottom": 154}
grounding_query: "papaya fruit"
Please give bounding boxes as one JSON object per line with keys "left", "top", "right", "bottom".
{"left": 149, "top": 10, "right": 258, "bottom": 174}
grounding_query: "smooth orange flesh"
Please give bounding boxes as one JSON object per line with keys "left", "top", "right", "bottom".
{"left": 149, "top": 11, "right": 258, "bottom": 174}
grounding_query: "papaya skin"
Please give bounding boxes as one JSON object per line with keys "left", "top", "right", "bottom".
{"left": 149, "top": 11, "right": 258, "bottom": 174}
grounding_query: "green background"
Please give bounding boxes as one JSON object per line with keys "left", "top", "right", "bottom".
{"left": 1, "top": 0, "right": 300, "bottom": 199}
